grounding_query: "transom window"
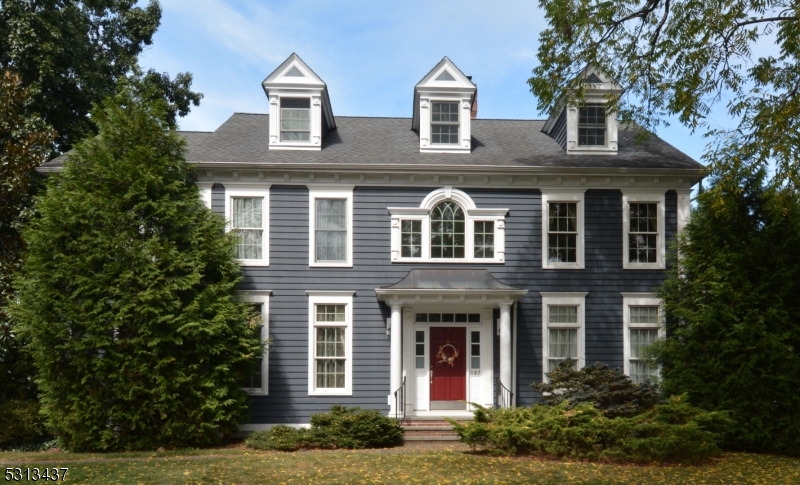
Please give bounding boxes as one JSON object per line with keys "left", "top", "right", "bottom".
{"left": 280, "top": 98, "right": 310, "bottom": 142}
{"left": 415, "top": 313, "right": 481, "bottom": 323}
{"left": 548, "top": 203, "right": 577, "bottom": 263}
{"left": 629, "top": 203, "right": 658, "bottom": 263}
{"left": 232, "top": 198, "right": 263, "bottom": 260}
{"left": 578, "top": 105, "right": 606, "bottom": 146}
{"left": 308, "top": 292, "right": 353, "bottom": 396}
{"left": 315, "top": 199, "right": 346, "bottom": 262}
{"left": 431, "top": 102, "right": 459, "bottom": 144}
{"left": 431, "top": 201, "right": 465, "bottom": 258}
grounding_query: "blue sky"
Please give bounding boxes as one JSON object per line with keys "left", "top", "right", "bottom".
{"left": 138, "top": 0, "right": 750, "bottom": 165}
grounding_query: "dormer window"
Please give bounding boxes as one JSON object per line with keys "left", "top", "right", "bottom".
{"left": 431, "top": 102, "right": 459, "bottom": 145}
{"left": 578, "top": 105, "right": 606, "bottom": 146}
{"left": 281, "top": 98, "right": 310, "bottom": 142}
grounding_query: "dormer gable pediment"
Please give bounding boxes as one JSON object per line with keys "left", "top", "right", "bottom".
{"left": 413, "top": 57, "right": 477, "bottom": 154}
{"left": 262, "top": 53, "right": 335, "bottom": 150}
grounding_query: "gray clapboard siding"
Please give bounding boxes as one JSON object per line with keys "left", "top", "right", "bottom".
{"left": 225, "top": 184, "right": 677, "bottom": 423}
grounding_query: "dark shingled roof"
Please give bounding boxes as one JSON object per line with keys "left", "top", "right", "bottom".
{"left": 40, "top": 114, "right": 704, "bottom": 171}
{"left": 381, "top": 269, "right": 521, "bottom": 291}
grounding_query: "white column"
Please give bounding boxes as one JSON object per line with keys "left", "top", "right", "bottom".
{"left": 390, "top": 303, "right": 403, "bottom": 416}
{"left": 499, "top": 303, "right": 512, "bottom": 408}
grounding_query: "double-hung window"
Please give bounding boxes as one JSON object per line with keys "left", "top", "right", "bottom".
{"left": 541, "top": 292, "right": 586, "bottom": 382}
{"left": 240, "top": 291, "right": 270, "bottom": 395}
{"left": 307, "top": 291, "right": 353, "bottom": 395}
{"left": 542, "top": 190, "right": 585, "bottom": 269}
{"left": 389, "top": 187, "right": 507, "bottom": 263}
{"left": 280, "top": 98, "right": 310, "bottom": 142}
{"left": 622, "top": 294, "right": 663, "bottom": 384}
{"left": 226, "top": 186, "right": 270, "bottom": 266}
{"left": 309, "top": 187, "right": 353, "bottom": 267}
{"left": 622, "top": 192, "right": 666, "bottom": 269}
{"left": 578, "top": 105, "right": 606, "bottom": 146}
{"left": 431, "top": 102, "right": 459, "bottom": 144}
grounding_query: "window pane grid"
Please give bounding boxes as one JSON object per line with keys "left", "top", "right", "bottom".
{"left": 474, "top": 221, "right": 495, "bottom": 258}
{"left": 316, "top": 199, "right": 346, "bottom": 262}
{"left": 316, "top": 304, "right": 345, "bottom": 322}
{"left": 549, "top": 306, "right": 578, "bottom": 324}
{"left": 630, "top": 328, "right": 659, "bottom": 384}
{"left": 630, "top": 306, "right": 659, "bottom": 324}
{"left": 401, "top": 220, "right": 422, "bottom": 258}
{"left": 415, "top": 331, "right": 425, "bottom": 369}
{"left": 232, "top": 198, "right": 263, "bottom": 259}
{"left": 430, "top": 201, "right": 465, "bottom": 258}
{"left": 629, "top": 203, "right": 658, "bottom": 263}
{"left": 548, "top": 202, "right": 577, "bottom": 263}
{"left": 315, "top": 326, "right": 346, "bottom": 389}
{"left": 280, "top": 108, "right": 310, "bottom": 141}
{"left": 431, "top": 102, "right": 459, "bottom": 144}
{"left": 578, "top": 106, "right": 606, "bottom": 146}
{"left": 548, "top": 328, "right": 578, "bottom": 372}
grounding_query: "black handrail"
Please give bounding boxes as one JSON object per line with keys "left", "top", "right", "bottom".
{"left": 496, "top": 377, "right": 514, "bottom": 409}
{"left": 393, "top": 375, "right": 407, "bottom": 424}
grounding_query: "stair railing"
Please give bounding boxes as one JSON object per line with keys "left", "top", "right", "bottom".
{"left": 496, "top": 377, "right": 514, "bottom": 409}
{"left": 393, "top": 375, "right": 408, "bottom": 424}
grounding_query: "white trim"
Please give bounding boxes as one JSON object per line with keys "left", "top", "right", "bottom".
{"left": 197, "top": 182, "right": 212, "bottom": 208}
{"left": 225, "top": 184, "right": 271, "bottom": 267}
{"left": 240, "top": 290, "right": 271, "bottom": 395}
{"left": 308, "top": 292, "right": 353, "bottom": 396}
{"left": 677, "top": 189, "right": 691, "bottom": 235}
{"left": 541, "top": 292, "right": 587, "bottom": 382}
{"left": 541, "top": 189, "right": 586, "bottom": 269}
{"left": 387, "top": 187, "right": 507, "bottom": 263}
{"left": 308, "top": 186, "right": 354, "bottom": 267}
{"left": 622, "top": 191, "right": 666, "bottom": 269}
{"left": 621, "top": 293, "right": 664, "bottom": 379}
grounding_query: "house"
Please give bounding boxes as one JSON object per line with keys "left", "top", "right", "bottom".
{"left": 42, "top": 53, "right": 704, "bottom": 430}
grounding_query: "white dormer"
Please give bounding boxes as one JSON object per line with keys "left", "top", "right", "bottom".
{"left": 542, "top": 65, "right": 624, "bottom": 155}
{"left": 412, "top": 58, "right": 477, "bottom": 154}
{"left": 262, "top": 53, "right": 336, "bottom": 151}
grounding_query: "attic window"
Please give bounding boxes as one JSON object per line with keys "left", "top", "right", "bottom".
{"left": 578, "top": 105, "right": 606, "bottom": 146}
{"left": 281, "top": 98, "right": 310, "bottom": 142}
{"left": 431, "top": 102, "right": 459, "bottom": 144}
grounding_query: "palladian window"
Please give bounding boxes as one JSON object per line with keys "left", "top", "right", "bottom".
{"left": 430, "top": 201, "right": 465, "bottom": 258}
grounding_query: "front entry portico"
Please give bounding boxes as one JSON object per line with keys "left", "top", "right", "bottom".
{"left": 376, "top": 269, "right": 527, "bottom": 418}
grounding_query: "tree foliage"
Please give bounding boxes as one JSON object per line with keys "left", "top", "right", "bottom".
{"left": 0, "top": 71, "right": 55, "bottom": 401}
{"left": 653, "top": 169, "right": 800, "bottom": 455}
{"left": 532, "top": 360, "right": 662, "bottom": 418}
{"left": 0, "top": 0, "right": 202, "bottom": 152}
{"left": 530, "top": 0, "right": 800, "bottom": 188}
{"left": 10, "top": 87, "right": 261, "bottom": 452}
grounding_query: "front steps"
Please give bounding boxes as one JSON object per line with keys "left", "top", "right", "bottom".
{"left": 400, "top": 418, "right": 470, "bottom": 443}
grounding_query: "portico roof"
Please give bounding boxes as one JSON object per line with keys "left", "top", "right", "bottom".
{"left": 375, "top": 269, "right": 527, "bottom": 305}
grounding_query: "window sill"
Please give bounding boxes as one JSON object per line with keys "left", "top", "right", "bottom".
{"left": 310, "top": 261, "right": 353, "bottom": 268}
{"left": 394, "top": 258, "right": 504, "bottom": 264}
{"left": 238, "top": 260, "right": 269, "bottom": 267}
{"left": 308, "top": 389, "right": 352, "bottom": 397}
{"left": 543, "top": 262, "right": 585, "bottom": 270}
{"left": 243, "top": 390, "right": 269, "bottom": 396}
{"left": 623, "top": 262, "right": 665, "bottom": 270}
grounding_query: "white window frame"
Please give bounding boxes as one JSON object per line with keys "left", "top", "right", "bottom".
{"left": 621, "top": 293, "right": 664, "bottom": 380}
{"left": 622, "top": 191, "right": 666, "bottom": 269}
{"left": 307, "top": 291, "right": 354, "bottom": 396}
{"left": 577, "top": 104, "right": 607, "bottom": 147}
{"left": 240, "top": 290, "right": 271, "bottom": 395}
{"left": 430, "top": 100, "right": 460, "bottom": 146}
{"left": 541, "top": 292, "right": 587, "bottom": 382}
{"left": 388, "top": 187, "right": 507, "bottom": 263}
{"left": 225, "top": 184, "right": 271, "bottom": 266}
{"left": 309, "top": 186, "right": 354, "bottom": 267}
{"left": 541, "top": 189, "right": 585, "bottom": 269}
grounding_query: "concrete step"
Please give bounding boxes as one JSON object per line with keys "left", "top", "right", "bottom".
{"left": 403, "top": 435, "right": 460, "bottom": 441}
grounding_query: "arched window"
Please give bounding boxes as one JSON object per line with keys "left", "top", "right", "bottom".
{"left": 431, "top": 201, "right": 465, "bottom": 258}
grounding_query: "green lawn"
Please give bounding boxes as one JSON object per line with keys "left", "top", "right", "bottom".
{"left": 1, "top": 447, "right": 798, "bottom": 484}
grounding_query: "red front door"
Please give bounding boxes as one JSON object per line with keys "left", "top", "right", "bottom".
{"left": 430, "top": 327, "right": 466, "bottom": 401}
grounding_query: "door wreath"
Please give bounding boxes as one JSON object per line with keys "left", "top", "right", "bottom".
{"left": 436, "top": 344, "right": 460, "bottom": 367}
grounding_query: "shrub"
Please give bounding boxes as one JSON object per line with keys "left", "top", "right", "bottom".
{"left": 246, "top": 405, "right": 403, "bottom": 451}
{"left": 532, "top": 360, "right": 661, "bottom": 418}
{"left": 451, "top": 395, "right": 731, "bottom": 464}
{"left": 0, "top": 400, "right": 50, "bottom": 450}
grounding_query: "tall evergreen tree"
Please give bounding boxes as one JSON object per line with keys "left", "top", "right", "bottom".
{"left": 11, "top": 87, "right": 261, "bottom": 451}
{"left": 654, "top": 169, "right": 800, "bottom": 455}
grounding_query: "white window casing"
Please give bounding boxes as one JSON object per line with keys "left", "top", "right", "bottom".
{"left": 197, "top": 182, "right": 212, "bottom": 209}
{"left": 225, "top": 184, "right": 271, "bottom": 266}
{"left": 309, "top": 186, "right": 354, "bottom": 267}
{"left": 240, "top": 290, "right": 271, "bottom": 395}
{"left": 387, "top": 187, "right": 507, "bottom": 263}
{"left": 621, "top": 293, "right": 664, "bottom": 381}
{"left": 622, "top": 191, "right": 666, "bottom": 269}
{"left": 541, "top": 189, "right": 586, "bottom": 269}
{"left": 541, "top": 292, "right": 587, "bottom": 383}
{"left": 307, "top": 291, "right": 354, "bottom": 396}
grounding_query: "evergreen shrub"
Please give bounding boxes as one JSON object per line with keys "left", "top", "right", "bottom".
{"left": 246, "top": 405, "right": 403, "bottom": 451}
{"left": 0, "top": 399, "right": 50, "bottom": 450}
{"left": 451, "top": 395, "right": 731, "bottom": 463}
{"left": 532, "top": 360, "right": 661, "bottom": 418}
{"left": 10, "top": 88, "right": 262, "bottom": 451}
